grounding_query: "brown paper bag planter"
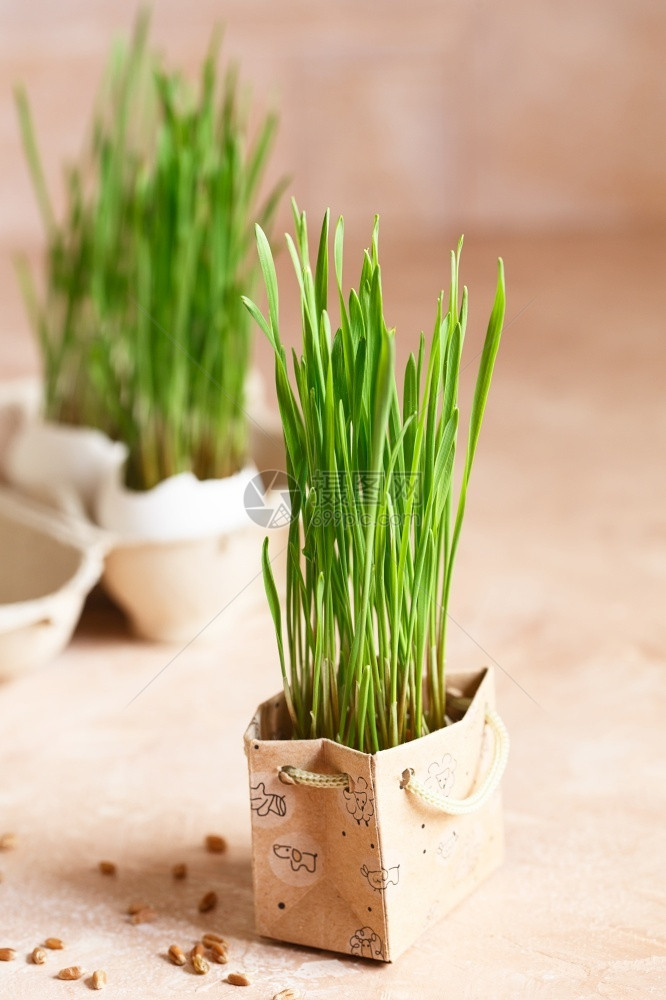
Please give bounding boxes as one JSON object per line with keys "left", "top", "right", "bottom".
{"left": 244, "top": 665, "right": 508, "bottom": 962}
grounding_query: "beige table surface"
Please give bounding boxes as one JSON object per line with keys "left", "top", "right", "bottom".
{"left": 1, "top": 232, "right": 665, "bottom": 999}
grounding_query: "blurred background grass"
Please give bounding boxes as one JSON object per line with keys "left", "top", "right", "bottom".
{"left": 1, "top": 1, "right": 663, "bottom": 377}
{"left": 3, "top": 1, "right": 664, "bottom": 240}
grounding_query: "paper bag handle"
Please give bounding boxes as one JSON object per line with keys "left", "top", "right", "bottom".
{"left": 400, "top": 708, "right": 509, "bottom": 815}
{"left": 278, "top": 708, "right": 509, "bottom": 816}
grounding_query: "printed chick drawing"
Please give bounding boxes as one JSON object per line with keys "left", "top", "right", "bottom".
{"left": 360, "top": 863, "right": 400, "bottom": 891}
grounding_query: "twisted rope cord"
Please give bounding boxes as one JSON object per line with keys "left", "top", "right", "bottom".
{"left": 277, "top": 707, "right": 509, "bottom": 815}
{"left": 402, "top": 708, "right": 509, "bottom": 815}
{"left": 278, "top": 766, "right": 349, "bottom": 789}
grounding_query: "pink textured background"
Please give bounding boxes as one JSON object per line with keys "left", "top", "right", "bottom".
{"left": 0, "top": 2, "right": 664, "bottom": 997}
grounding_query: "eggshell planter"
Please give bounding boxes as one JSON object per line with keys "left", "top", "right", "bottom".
{"left": 0, "top": 487, "right": 105, "bottom": 680}
{"left": 0, "top": 369, "right": 281, "bottom": 520}
{"left": 0, "top": 377, "right": 41, "bottom": 475}
{"left": 0, "top": 369, "right": 290, "bottom": 642}
{"left": 96, "top": 463, "right": 273, "bottom": 642}
{"left": 3, "top": 419, "right": 127, "bottom": 519}
{"left": 244, "top": 666, "right": 505, "bottom": 962}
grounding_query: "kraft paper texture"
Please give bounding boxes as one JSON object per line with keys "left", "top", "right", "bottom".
{"left": 244, "top": 666, "right": 504, "bottom": 962}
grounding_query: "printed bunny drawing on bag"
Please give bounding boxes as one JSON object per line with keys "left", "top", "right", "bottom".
{"left": 360, "top": 863, "right": 400, "bottom": 891}
{"left": 343, "top": 776, "right": 374, "bottom": 826}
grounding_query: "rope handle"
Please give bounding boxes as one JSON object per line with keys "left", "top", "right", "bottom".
{"left": 400, "top": 708, "right": 509, "bottom": 815}
{"left": 277, "top": 707, "right": 509, "bottom": 816}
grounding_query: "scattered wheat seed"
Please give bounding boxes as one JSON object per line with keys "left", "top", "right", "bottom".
{"left": 31, "top": 947, "right": 47, "bottom": 964}
{"left": 190, "top": 942, "right": 205, "bottom": 959}
{"left": 201, "top": 931, "right": 228, "bottom": 947}
{"left": 192, "top": 953, "right": 209, "bottom": 975}
{"left": 171, "top": 863, "right": 187, "bottom": 880}
{"left": 0, "top": 948, "right": 16, "bottom": 962}
{"left": 0, "top": 833, "right": 17, "bottom": 851}
{"left": 127, "top": 901, "right": 150, "bottom": 915}
{"left": 168, "top": 944, "right": 186, "bottom": 966}
{"left": 227, "top": 972, "right": 251, "bottom": 986}
{"left": 45, "top": 938, "right": 65, "bottom": 950}
{"left": 198, "top": 890, "right": 218, "bottom": 913}
{"left": 273, "top": 990, "right": 302, "bottom": 1000}
{"left": 58, "top": 966, "right": 84, "bottom": 980}
{"left": 130, "top": 907, "right": 156, "bottom": 924}
{"left": 209, "top": 942, "right": 228, "bottom": 963}
{"left": 91, "top": 970, "right": 107, "bottom": 990}
{"left": 98, "top": 861, "right": 116, "bottom": 876}
{"left": 205, "top": 834, "right": 227, "bottom": 854}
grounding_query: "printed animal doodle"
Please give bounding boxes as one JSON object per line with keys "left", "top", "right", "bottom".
{"left": 425, "top": 753, "right": 457, "bottom": 796}
{"left": 250, "top": 782, "right": 287, "bottom": 818}
{"left": 425, "top": 900, "right": 441, "bottom": 928}
{"left": 436, "top": 829, "right": 459, "bottom": 862}
{"left": 343, "top": 776, "right": 374, "bottom": 826}
{"left": 360, "top": 863, "right": 400, "bottom": 891}
{"left": 349, "top": 925, "right": 384, "bottom": 961}
{"left": 453, "top": 827, "right": 483, "bottom": 885}
{"left": 273, "top": 843, "right": 318, "bottom": 873}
